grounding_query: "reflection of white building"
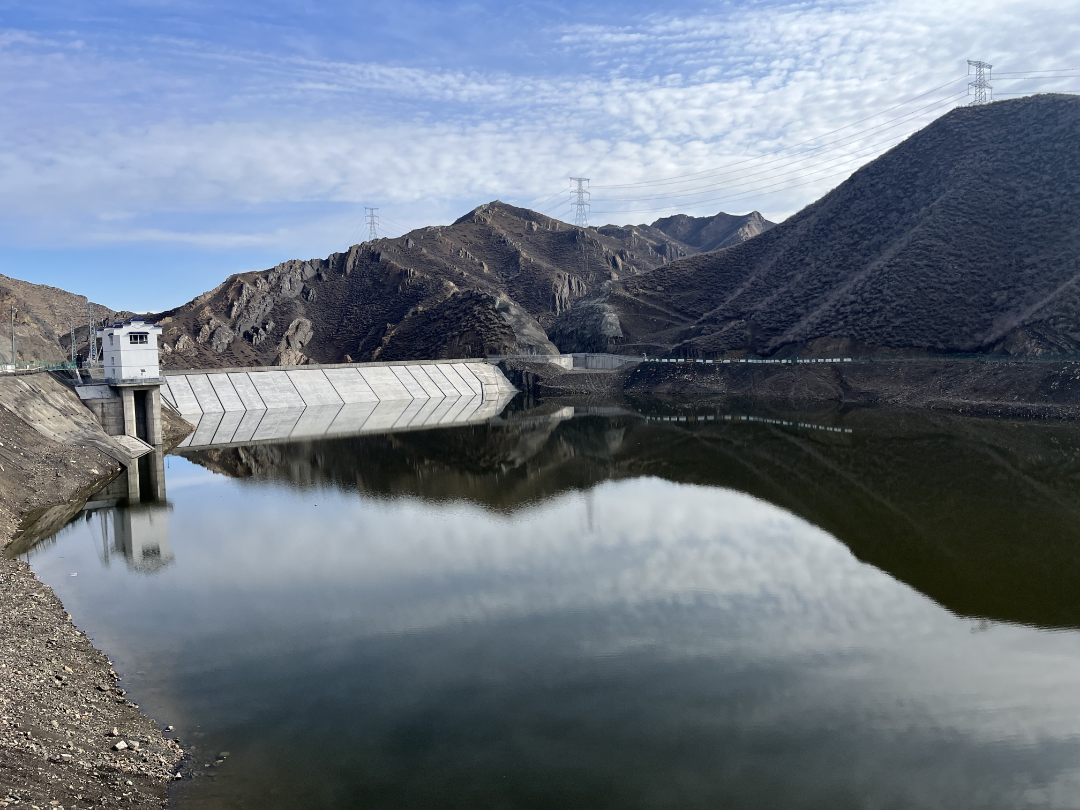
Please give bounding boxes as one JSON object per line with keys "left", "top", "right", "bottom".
{"left": 112, "top": 504, "right": 174, "bottom": 573}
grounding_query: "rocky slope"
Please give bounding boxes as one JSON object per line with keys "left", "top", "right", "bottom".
{"left": 149, "top": 205, "right": 772, "bottom": 369}
{"left": 0, "top": 274, "right": 114, "bottom": 366}
{"left": 553, "top": 94, "right": 1080, "bottom": 357}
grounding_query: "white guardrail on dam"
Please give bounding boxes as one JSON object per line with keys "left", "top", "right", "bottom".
{"left": 162, "top": 361, "right": 517, "bottom": 449}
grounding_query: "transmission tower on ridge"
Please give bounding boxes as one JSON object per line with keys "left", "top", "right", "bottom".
{"left": 967, "top": 60, "right": 993, "bottom": 105}
{"left": 570, "top": 178, "right": 590, "bottom": 228}
{"left": 365, "top": 207, "right": 380, "bottom": 241}
{"left": 87, "top": 303, "right": 98, "bottom": 367}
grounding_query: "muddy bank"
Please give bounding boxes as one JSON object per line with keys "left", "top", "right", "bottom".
{"left": 504, "top": 357, "right": 1080, "bottom": 419}
{"left": 0, "top": 374, "right": 187, "bottom": 809}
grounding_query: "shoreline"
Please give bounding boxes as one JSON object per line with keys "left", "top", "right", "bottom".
{"left": 1, "top": 376, "right": 186, "bottom": 809}
{"left": 499, "top": 356, "right": 1080, "bottom": 420}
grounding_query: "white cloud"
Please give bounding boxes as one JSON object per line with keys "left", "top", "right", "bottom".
{"left": 0, "top": 0, "right": 1077, "bottom": 251}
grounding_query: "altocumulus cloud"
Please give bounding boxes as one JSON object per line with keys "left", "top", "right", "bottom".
{"left": 0, "top": 0, "right": 1076, "bottom": 253}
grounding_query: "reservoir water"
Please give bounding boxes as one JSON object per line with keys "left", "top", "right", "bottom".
{"left": 17, "top": 404, "right": 1080, "bottom": 808}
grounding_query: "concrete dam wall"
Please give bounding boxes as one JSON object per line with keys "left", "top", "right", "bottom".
{"left": 162, "top": 360, "right": 518, "bottom": 449}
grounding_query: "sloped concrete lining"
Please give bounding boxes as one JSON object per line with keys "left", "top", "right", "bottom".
{"left": 322, "top": 368, "right": 379, "bottom": 403}
{"left": 209, "top": 374, "right": 246, "bottom": 411}
{"left": 390, "top": 366, "right": 429, "bottom": 399}
{"left": 187, "top": 374, "right": 224, "bottom": 413}
{"left": 358, "top": 366, "right": 412, "bottom": 400}
{"left": 420, "top": 364, "right": 461, "bottom": 398}
{"left": 435, "top": 364, "right": 476, "bottom": 397}
{"left": 286, "top": 370, "right": 344, "bottom": 407}
{"left": 405, "top": 366, "right": 445, "bottom": 399}
{"left": 227, "top": 372, "right": 266, "bottom": 411}
{"left": 164, "top": 360, "right": 516, "bottom": 449}
{"left": 162, "top": 375, "right": 199, "bottom": 414}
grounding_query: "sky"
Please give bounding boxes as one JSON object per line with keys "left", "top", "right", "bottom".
{"left": 0, "top": 0, "right": 1077, "bottom": 311}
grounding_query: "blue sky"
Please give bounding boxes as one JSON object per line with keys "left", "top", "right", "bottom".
{"left": 1, "top": 0, "right": 1077, "bottom": 311}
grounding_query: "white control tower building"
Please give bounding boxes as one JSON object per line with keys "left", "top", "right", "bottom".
{"left": 83, "top": 318, "right": 166, "bottom": 448}
{"left": 97, "top": 319, "right": 163, "bottom": 384}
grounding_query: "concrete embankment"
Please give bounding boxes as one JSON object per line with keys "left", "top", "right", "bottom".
{"left": 503, "top": 356, "right": 1080, "bottom": 419}
{"left": 0, "top": 372, "right": 185, "bottom": 809}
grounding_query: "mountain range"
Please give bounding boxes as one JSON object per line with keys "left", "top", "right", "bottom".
{"left": 4, "top": 93, "right": 1078, "bottom": 369}
{"left": 150, "top": 208, "right": 772, "bottom": 369}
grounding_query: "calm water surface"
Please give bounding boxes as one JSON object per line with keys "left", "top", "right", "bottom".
{"left": 19, "top": 406, "right": 1080, "bottom": 808}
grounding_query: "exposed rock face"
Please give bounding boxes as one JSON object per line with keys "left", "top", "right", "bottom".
{"left": 647, "top": 211, "right": 774, "bottom": 253}
{"left": 150, "top": 202, "right": 770, "bottom": 368}
{"left": 547, "top": 297, "right": 625, "bottom": 354}
{"left": 557, "top": 94, "right": 1080, "bottom": 357}
{"left": 273, "top": 317, "right": 314, "bottom": 366}
{"left": 0, "top": 274, "right": 114, "bottom": 365}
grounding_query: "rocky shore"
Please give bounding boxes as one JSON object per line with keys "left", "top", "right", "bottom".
{"left": 0, "top": 376, "right": 186, "bottom": 809}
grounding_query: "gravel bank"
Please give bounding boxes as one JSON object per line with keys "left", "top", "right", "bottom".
{"left": 1, "top": 377, "right": 186, "bottom": 809}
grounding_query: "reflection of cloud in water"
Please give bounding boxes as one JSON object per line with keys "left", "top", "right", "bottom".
{"left": 157, "top": 474, "right": 1080, "bottom": 748}
{"left": 177, "top": 477, "right": 888, "bottom": 625}
{"left": 28, "top": 462, "right": 1080, "bottom": 806}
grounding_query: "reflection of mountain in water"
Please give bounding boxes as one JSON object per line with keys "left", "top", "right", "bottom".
{"left": 183, "top": 407, "right": 1080, "bottom": 630}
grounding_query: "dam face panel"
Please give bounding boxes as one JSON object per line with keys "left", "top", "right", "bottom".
{"left": 163, "top": 361, "right": 517, "bottom": 449}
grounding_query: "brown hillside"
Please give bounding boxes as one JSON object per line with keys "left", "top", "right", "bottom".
{"left": 152, "top": 203, "right": 771, "bottom": 368}
{"left": 556, "top": 94, "right": 1080, "bottom": 357}
{"left": 0, "top": 274, "right": 114, "bottom": 365}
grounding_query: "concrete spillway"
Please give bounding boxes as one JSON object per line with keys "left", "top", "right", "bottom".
{"left": 162, "top": 360, "right": 517, "bottom": 449}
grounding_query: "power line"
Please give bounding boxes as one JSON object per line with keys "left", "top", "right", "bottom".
{"left": 996, "top": 75, "right": 1080, "bottom": 81}
{"left": 379, "top": 215, "right": 412, "bottom": 234}
{"left": 529, "top": 186, "right": 573, "bottom": 210}
{"left": 592, "top": 74, "right": 970, "bottom": 190}
{"left": 595, "top": 134, "right": 907, "bottom": 209}
{"left": 591, "top": 137, "right": 904, "bottom": 215}
{"left": 591, "top": 91, "right": 966, "bottom": 205}
{"left": 604, "top": 87, "right": 967, "bottom": 194}
{"left": 994, "top": 68, "right": 1080, "bottom": 75}
{"left": 87, "top": 303, "right": 97, "bottom": 367}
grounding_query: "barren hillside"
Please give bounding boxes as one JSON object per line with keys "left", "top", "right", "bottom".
{"left": 151, "top": 205, "right": 771, "bottom": 368}
{"left": 556, "top": 94, "right": 1080, "bottom": 357}
{"left": 0, "top": 274, "right": 114, "bottom": 365}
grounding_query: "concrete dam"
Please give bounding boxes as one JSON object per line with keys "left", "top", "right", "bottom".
{"left": 161, "top": 360, "right": 518, "bottom": 449}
